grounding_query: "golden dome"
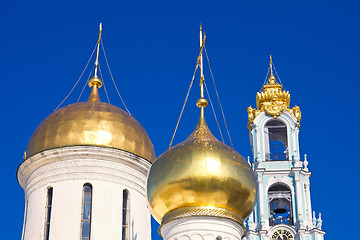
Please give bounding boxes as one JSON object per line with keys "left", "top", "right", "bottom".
{"left": 26, "top": 85, "right": 155, "bottom": 162}
{"left": 147, "top": 108, "right": 256, "bottom": 225}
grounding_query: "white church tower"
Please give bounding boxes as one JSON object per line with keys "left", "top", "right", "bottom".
{"left": 17, "top": 24, "right": 155, "bottom": 240}
{"left": 245, "top": 56, "right": 325, "bottom": 240}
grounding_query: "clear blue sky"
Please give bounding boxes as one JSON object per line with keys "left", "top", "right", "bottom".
{"left": 1, "top": 1, "right": 359, "bottom": 239}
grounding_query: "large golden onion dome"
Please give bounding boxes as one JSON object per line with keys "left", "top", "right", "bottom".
{"left": 147, "top": 108, "right": 256, "bottom": 225}
{"left": 147, "top": 27, "right": 256, "bottom": 227}
{"left": 25, "top": 76, "right": 155, "bottom": 162}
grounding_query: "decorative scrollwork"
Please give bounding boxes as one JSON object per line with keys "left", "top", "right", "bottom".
{"left": 247, "top": 74, "right": 301, "bottom": 128}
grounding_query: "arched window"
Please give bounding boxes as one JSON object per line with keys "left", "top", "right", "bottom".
{"left": 268, "top": 184, "right": 293, "bottom": 226}
{"left": 44, "top": 187, "right": 53, "bottom": 240}
{"left": 81, "top": 184, "right": 92, "bottom": 240}
{"left": 122, "top": 189, "right": 130, "bottom": 240}
{"left": 264, "top": 120, "right": 288, "bottom": 161}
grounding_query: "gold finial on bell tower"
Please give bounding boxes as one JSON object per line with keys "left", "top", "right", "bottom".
{"left": 269, "top": 54, "right": 276, "bottom": 84}
{"left": 88, "top": 23, "right": 103, "bottom": 102}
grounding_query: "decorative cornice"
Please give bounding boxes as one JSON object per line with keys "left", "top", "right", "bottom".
{"left": 309, "top": 228, "right": 326, "bottom": 235}
{"left": 17, "top": 146, "right": 151, "bottom": 196}
{"left": 161, "top": 206, "right": 245, "bottom": 229}
{"left": 160, "top": 216, "right": 245, "bottom": 240}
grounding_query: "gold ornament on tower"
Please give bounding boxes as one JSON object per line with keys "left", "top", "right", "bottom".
{"left": 146, "top": 26, "right": 256, "bottom": 228}
{"left": 247, "top": 55, "right": 301, "bottom": 129}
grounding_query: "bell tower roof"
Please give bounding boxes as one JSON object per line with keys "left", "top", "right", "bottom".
{"left": 247, "top": 56, "right": 301, "bottom": 129}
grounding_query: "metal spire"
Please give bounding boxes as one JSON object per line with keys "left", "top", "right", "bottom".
{"left": 196, "top": 25, "right": 208, "bottom": 112}
{"left": 270, "top": 54, "right": 273, "bottom": 76}
{"left": 94, "top": 23, "right": 102, "bottom": 77}
{"left": 168, "top": 25, "right": 208, "bottom": 148}
{"left": 87, "top": 23, "right": 103, "bottom": 102}
{"left": 199, "top": 25, "right": 205, "bottom": 98}
{"left": 268, "top": 54, "right": 276, "bottom": 84}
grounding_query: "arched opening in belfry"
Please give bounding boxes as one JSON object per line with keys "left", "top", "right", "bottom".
{"left": 264, "top": 120, "right": 288, "bottom": 161}
{"left": 268, "top": 184, "right": 293, "bottom": 226}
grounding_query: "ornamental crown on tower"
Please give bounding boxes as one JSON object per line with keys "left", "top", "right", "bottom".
{"left": 247, "top": 55, "right": 301, "bottom": 129}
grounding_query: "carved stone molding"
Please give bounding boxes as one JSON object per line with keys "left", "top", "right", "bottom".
{"left": 17, "top": 146, "right": 151, "bottom": 196}
{"left": 160, "top": 216, "right": 245, "bottom": 240}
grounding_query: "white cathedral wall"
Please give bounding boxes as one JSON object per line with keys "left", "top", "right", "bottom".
{"left": 160, "top": 216, "right": 245, "bottom": 240}
{"left": 18, "top": 146, "right": 152, "bottom": 240}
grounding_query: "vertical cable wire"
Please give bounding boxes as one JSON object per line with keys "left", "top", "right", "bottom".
{"left": 273, "top": 64, "right": 284, "bottom": 87}
{"left": 204, "top": 81, "right": 225, "bottom": 143}
{"left": 260, "top": 67, "right": 270, "bottom": 92}
{"left": 54, "top": 43, "right": 97, "bottom": 111}
{"left": 98, "top": 65, "right": 110, "bottom": 103}
{"left": 100, "top": 39, "right": 131, "bottom": 115}
{"left": 169, "top": 64, "right": 200, "bottom": 148}
{"left": 77, "top": 65, "right": 95, "bottom": 102}
{"left": 203, "top": 46, "right": 234, "bottom": 148}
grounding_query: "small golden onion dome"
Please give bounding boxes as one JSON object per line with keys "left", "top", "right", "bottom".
{"left": 268, "top": 73, "right": 276, "bottom": 84}
{"left": 147, "top": 109, "right": 256, "bottom": 225}
{"left": 26, "top": 84, "right": 155, "bottom": 162}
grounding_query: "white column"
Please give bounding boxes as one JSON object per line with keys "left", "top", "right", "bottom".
{"left": 253, "top": 128, "right": 262, "bottom": 163}
{"left": 255, "top": 170, "right": 266, "bottom": 229}
{"left": 304, "top": 182, "right": 312, "bottom": 227}
{"left": 294, "top": 174, "right": 304, "bottom": 228}
{"left": 264, "top": 127, "right": 270, "bottom": 161}
{"left": 160, "top": 216, "right": 245, "bottom": 240}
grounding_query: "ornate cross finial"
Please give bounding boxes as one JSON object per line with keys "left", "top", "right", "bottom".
{"left": 196, "top": 25, "right": 208, "bottom": 110}
{"left": 88, "top": 23, "right": 103, "bottom": 90}
{"left": 268, "top": 54, "right": 276, "bottom": 84}
{"left": 199, "top": 25, "right": 205, "bottom": 99}
{"left": 87, "top": 23, "right": 103, "bottom": 102}
{"left": 94, "top": 23, "right": 102, "bottom": 77}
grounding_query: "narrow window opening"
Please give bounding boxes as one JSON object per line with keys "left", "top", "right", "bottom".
{"left": 264, "top": 120, "right": 288, "bottom": 161}
{"left": 81, "top": 184, "right": 92, "bottom": 240}
{"left": 44, "top": 188, "right": 53, "bottom": 240}
{"left": 268, "top": 184, "right": 293, "bottom": 226}
{"left": 122, "top": 189, "right": 130, "bottom": 240}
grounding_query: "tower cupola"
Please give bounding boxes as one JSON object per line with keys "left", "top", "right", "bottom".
{"left": 248, "top": 55, "right": 301, "bottom": 129}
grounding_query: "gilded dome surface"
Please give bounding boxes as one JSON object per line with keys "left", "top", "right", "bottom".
{"left": 147, "top": 110, "right": 256, "bottom": 224}
{"left": 26, "top": 93, "right": 155, "bottom": 162}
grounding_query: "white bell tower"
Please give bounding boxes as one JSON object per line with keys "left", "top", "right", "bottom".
{"left": 244, "top": 56, "right": 325, "bottom": 240}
